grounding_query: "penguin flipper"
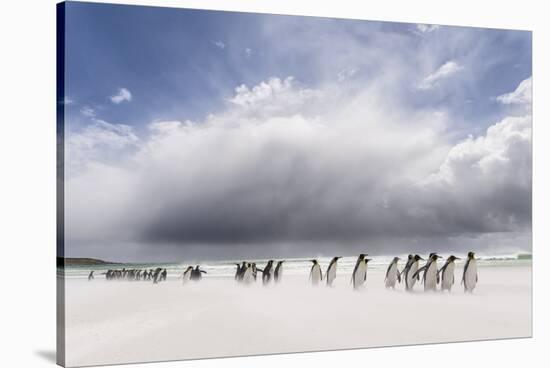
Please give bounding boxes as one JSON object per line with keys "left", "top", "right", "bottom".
{"left": 412, "top": 266, "right": 426, "bottom": 279}
{"left": 462, "top": 259, "right": 469, "bottom": 286}
{"left": 385, "top": 263, "right": 392, "bottom": 281}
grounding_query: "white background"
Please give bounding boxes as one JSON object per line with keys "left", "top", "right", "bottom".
{"left": 0, "top": 0, "right": 548, "bottom": 367}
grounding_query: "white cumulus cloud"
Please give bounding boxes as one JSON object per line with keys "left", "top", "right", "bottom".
{"left": 212, "top": 40, "right": 225, "bottom": 49}
{"left": 226, "top": 77, "right": 322, "bottom": 118}
{"left": 80, "top": 106, "right": 95, "bottom": 117}
{"left": 110, "top": 87, "right": 132, "bottom": 104}
{"left": 416, "top": 24, "right": 440, "bottom": 33}
{"left": 418, "top": 61, "right": 463, "bottom": 90}
{"left": 496, "top": 77, "right": 532, "bottom": 106}
{"left": 66, "top": 119, "right": 139, "bottom": 173}
{"left": 337, "top": 67, "right": 358, "bottom": 82}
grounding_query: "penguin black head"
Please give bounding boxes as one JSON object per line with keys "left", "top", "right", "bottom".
{"left": 358, "top": 253, "right": 367, "bottom": 259}
{"left": 414, "top": 254, "right": 424, "bottom": 261}
{"left": 407, "top": 254, "right": 413, "bottom": 260}
{"left": 448, "top": 255, "right": 460, "bottom": 261}
{"left": 364, "top": 258, "right": 372, "bottom": 263}
{"left": 310, "top": 259, "right": 318, "bottom": 264}
{"left": 393, "top": 256, "right": 400, "bottom": 262}
{"left": 430, "top": 253, "right": 441, "bottom": 261}
{"left": 467, "top": 251, "right": 475, "bottom": 259}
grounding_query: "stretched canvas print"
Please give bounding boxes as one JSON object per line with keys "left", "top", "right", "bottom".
{"left": 56, "top": 1, "right": 533, "bottom": 367}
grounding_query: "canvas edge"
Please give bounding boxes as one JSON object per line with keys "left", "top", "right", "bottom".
{"left": 56, "top": 2, "right": 66, "bottom": 367}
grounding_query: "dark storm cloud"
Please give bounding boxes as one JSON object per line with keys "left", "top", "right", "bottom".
{"left": 65, "top": 78, "right": 532, "bottom": 261}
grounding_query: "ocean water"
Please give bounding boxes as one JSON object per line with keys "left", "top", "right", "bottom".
{"left": 60, "top": 253, "right": 531, "bottom": 280}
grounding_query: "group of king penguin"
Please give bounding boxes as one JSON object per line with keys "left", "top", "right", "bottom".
{"left": 384, "top": 251, "right": 479, "bottom": 292}
{"left": 230, "top": 251, "right": 478, "bottom": 292}
{"left": 180, "top": 265, "right": 208, "bottom": 284}
{"left": 234, "top": 260, "right": 285, "bottom": 285}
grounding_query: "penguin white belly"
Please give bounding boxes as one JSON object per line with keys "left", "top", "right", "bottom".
{"left": 407, "top": 262, "right": 419, "bottom": 289}
{"left": 311, "top": 265, "right": 322, "bottom": 285}
{"left": 441, "top": 263, "right": 455, "bottom": 290}
{"left": 385, "top": 264, "right": 398, "bottom": 288}
{"left": 353, "top": 262, "right": 366, "bottom": 288}
{"left": 464, "top": 260, "right": 478, "bottom": 291}
{"left": 277, "top": 267, "right": 283, "bottom": 280}
{"left": 327, "top": 264, "right": 337, "bottom": 286}
{"left": 182, "top": 272, "right": 191, "bottom": 284}
{"left": 243, "top": 268, "right": 253, "bottom": 284}
{"left": 424, "top": 263, "right": 438, "bottom": 291}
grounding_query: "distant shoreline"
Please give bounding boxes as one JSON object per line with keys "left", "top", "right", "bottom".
{"left": 58, "top": 257, "right": 117, "bottom": 267}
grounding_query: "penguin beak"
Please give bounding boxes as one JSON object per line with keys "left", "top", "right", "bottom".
{"left": 419, "top": 257, "right": 424, "bottom": 260}
{"left": 436, "top": 255, "right": 442, "bottom": 258}
{"left": 456, "top": 257, "right": 461, "bottom": 260}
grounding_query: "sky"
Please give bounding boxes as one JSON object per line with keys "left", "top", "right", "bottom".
{"left": 61, "top": 1, "right": 532, "bottom": 262}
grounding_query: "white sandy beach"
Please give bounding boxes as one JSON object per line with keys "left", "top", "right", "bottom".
{"left": 63, "top": 263, "right": 531, "bottom": 367}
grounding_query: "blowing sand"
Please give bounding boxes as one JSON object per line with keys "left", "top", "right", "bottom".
{"left": 63, "top": 263, "right": 531, "bottom": 367}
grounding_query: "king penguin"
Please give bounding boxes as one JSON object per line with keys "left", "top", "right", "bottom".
{"left": 325, "top": 256, "right": 341, "bottom": 287}
{"left": 182, "top": 266, "right": 193, "bottom": 284}
{"left": 351, "top": 254, "right": 367, "bottom": 289}
{"left": 262, "top": 260, "right": 274, "bottom": 285}
{"left": 413, "top": 253, "right": 441, "bottom": 291}
{"left": 190, "top": 265, "right": 207, "bottom": 280}
{"left": 404, "top": 254, "right": 424, "bottom": 291}
{"left": 438, "top": 255, "right": 460, "bottom": 292}
{"left": 462, "top": 251, "right": 478, "bottom": 293}
{"left": 274, "top": 261, "right": 284, "bottom": 283}
{"left": 309, "top": 259, "right": 323, "bottom": 286}
{"left": 363, "top": 258, "right": 372, "bottom": 286}
{"left": 399, "top": 254, "right": 413, "bottom": 281}
{"left": 242, "top": 263, "right": 254, "bottom": 284}
{"left": 384, "top": 257, "right": 401, "bottom": 289}
{"left": 234, "top": 262, "right": 242, "bottom": 281}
